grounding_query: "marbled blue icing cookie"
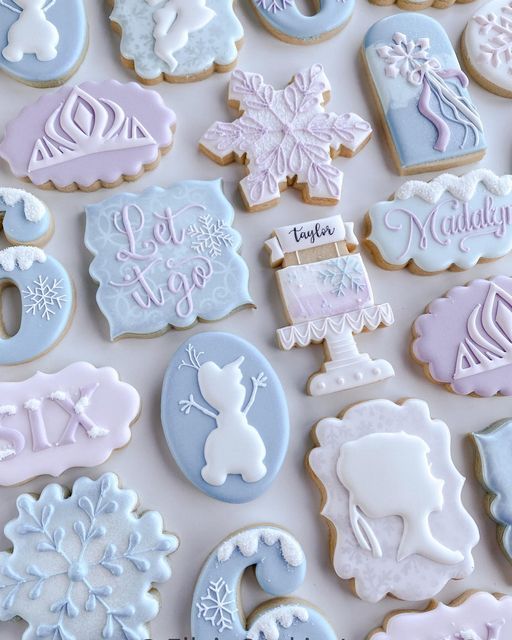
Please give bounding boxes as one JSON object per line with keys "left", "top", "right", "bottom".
{"left": 0, "top": 0, "right": 87, "bottom": 87}
{"left": 192, "top": 526, "right": 338, "bottom": 639}
{"left": 161, "top": 332, "right": 289, "bottom": 504}
{"left": 363, "top": 13, "right": 486, "bottom": 175}
{"left": 85, "top": 179, "right": 253, "bottom": 340}
{"left": 110, "top": 0, "right": 244, "bottom": 83}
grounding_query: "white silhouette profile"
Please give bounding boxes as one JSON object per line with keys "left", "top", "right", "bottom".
{"left": 337, "top": 432, "right": 464, "bottom": 565}
{"left": 1, "top": 0, "right": 59, "bottom": 63}
{"left": 146, "top": 0, "right": 215, "bottom": 72}
{"left": 179, "top": 345, "right": 267, "bottom": 486}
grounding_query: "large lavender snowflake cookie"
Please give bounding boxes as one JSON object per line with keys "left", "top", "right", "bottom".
{"left": 0, "top": 473, "right": 178, "bottom": 639}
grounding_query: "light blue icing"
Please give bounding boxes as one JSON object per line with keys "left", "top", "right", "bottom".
{"left": 0, "top": 188, "right": 51, "bottom": 245}
{"left": 0, "top": 0, "right": 87, "bottom": 86}
{"left": 363, "top": 13, "right": 486, "bottom": 171}
{"left": 0, "top": 248, "right": 73, "bottom": 365}
{"left": 192, "top": 526, "right": 337, "bottom": 639}
{"left": 85, "top": 180, "right": 253, "bottom": 340}
{"left": 250, "top": 0, "right": 354, "bottom": 42}
{"left": 161, "top": 332, "right": 289, "bottom": 504}
{"left": 110, "top": 0, "right": 243, "bottom": 81}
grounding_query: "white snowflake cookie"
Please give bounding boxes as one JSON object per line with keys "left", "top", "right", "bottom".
{"left": 200, "top": 64, "right": 372, "bottom": 211}
{"left": 0, "top": 473, "right": 178, "bottom": 638}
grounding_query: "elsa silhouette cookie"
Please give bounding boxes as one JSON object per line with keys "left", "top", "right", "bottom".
{"left": 0, "top": 0, "right": 87, "bottom": 86}
{"left": 308, "top": 399, "right": 479, "bottom": 602}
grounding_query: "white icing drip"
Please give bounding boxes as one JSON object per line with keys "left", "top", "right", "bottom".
{"left": 0, "top": 246, "right": 46, "bottom": 272}
{"left": 0, "top": 405, "right": 16, "bottom": 416}
{"left": 49, "top": 390, "right": 68, "bottom": 401}
{"left": 246, "top": 606, "right": 310, "bottom": 640}
{"left": 0, "top": 187, "right": 47, "bottom": 222}
{"left": 395, "top": 170, "right": 512, "bottom": 204}
{"left": 217, "top": 528, "right": 305, "bottom": 567}
{"left": 24, "top": 399, "right": 41, "bottom": 411}
{"left": 74, "top": 396, "right": 90, "bottom": 415}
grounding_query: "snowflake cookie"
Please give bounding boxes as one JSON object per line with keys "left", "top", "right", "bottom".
{"left": 0, "top": 473, "right": 178, "bottom": 639}
{"left": 200, "top": 64, "right": 372, "bottom": 211}
{"left": 192, "top": 526, "right": 337, "bottom": 639}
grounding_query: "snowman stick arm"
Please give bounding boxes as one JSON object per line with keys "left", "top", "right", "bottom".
{"left": 44, "top": 0, "right": 57, "bottom": 11}
{"left": 244, "top": 374, "right": 265, "bottom": 416}
{"left": 0, "top": 1, "right": 21, "bottom": 13}
{"left": 180, "top": 394, "right": 217, "bottom": 419}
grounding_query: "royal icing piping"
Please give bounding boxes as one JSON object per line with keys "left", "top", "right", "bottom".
{"left": 309, "top": 399, "right": 479, "bottom": 603}
{"left": 200, "top": 65, "right": 372, "bottom": 210}
{"left": 413, "top": 276, "right": 512, "bottom": 396}
{"left": 0, "top": 245, "right": 45, "bottom": 271}
{"left": 0, "top": 362, "right": 140, "bottom": 485}
{"left": 192, "top": 526, "right": 337, "bottom": 639}
{"left": 2, "top": 0, "right": 59, "bottom": 62}
{"left": 363, "top": 15, "right": 486, "bottom": 173}
{"left": 0, "top": 187, "right": 47, "bottom": 222}
{"left": 0, "top": 473, "right": 178, "bottom": 638}
{"left": 367, "top": 170, "right": 512, "bottom": 272}
{"left": 161, "top": 332, "right": 289, "bottom": 504}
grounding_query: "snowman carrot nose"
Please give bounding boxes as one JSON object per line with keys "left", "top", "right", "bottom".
{"left": 233, "top": 356, "right": 245, "bottom": 367}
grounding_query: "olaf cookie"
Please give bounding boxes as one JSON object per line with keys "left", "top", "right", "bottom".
{"left": 0, "top": 0, "right": 87, "bottom": 87}
{"left": 363, "top": 14, "right": 486, "bottom": 175}
{"left": 192, "top": 526, "right": 337, "bottom": 639}
{"left": 109, "top": 0, "right": 244, "bottom": 84}
{"left": 0, "top": 80, "right": 176, "bottom": 192}
{"left": 308, "top": 399, "right": 480, "bottom": 603}
{"left": 412, "top": 276, "right": 512, "bottom": 396}
{"left": 161, "top": 332, "right": 289, "bottom": 504}
{"left": 0, "top": 473, "right": 178, "bottom": 638}
{"left": 266, "top": 214, "right": 394, "bottom": 395}
{"left": 462, "top": 0, "right": 512, "bottom": 98}
{"left": 248, "top": 0, "right": 355, "bottom": 45}
{"left": 200, "top": 64, "right": 372, "bottom": 211}
{"left": 366, "top": 170, "right": 512, "bottom": 274}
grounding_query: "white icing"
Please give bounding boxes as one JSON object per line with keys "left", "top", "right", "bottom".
{"left": 395, "top": 169, "right": 512, "bottom": 204}
{"left": 217, "top": 528, "right": 305, "bottom": 567}
{"left": 23, "top": 398, "right": 41, "bottom": 411}
{"left": 0, "top": 246, "right": 46, "bottom": 272}
{"left": 246, "top": 606, "right": 309, "bottom": 640}
{"left": 0, "top": 187, "right": 47, "bottom": 222}
{"left": 1, "top": 0, "right": 59, "bottom": 63}
{"left": 0, "top": 405, "right": 16, "bottom": 415}
{"left": 146, "top": 0, "right": 215, "bottom": 72}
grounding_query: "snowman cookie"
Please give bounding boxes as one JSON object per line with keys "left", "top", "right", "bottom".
{"left": 0, "top": 0, "right": 87, "bottom": 87}
{"left": 308, "top": 399, "right": 479, "bottom": 602}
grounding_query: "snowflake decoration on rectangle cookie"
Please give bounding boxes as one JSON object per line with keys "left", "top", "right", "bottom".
{"left": 0, "top": 473, "right": 178, "bottom": 639}
{"left": 188, "top": 214, "right": 234, "bottom": 258}
{"left": 200, "top": 64, "right": 372, "bottom": 211}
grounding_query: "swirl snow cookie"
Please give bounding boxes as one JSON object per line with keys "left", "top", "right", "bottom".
{"left": 412, "top": 276, "right": 512, "bottom": 396}
{"left": 109, "top": 0, "right": 243, "bottom": 84}
{"left": 0, "top": 473, "right": 178, "bottom": 638}
{"left": 200, "top": 65, "right": 372, "bottom": 212}
{"left": 85, "top": 180, "right": 253, "bottom": 340}
{"left": 308, "top": 399, "right": 480, "bottom": 603}
{"left": 161, "top": 332, "right": 289, "bottom": 503}
{"left": 192, "top": 526, "right": 337, "bottom": 639}
{"left": 366, "top": 170, "right": 512, "bottom": 274}
{"left": 0, "top": 80, "right": 176, "bottom": 192}
{"left": 0, "top": 0, "right": 87, "bottom": 87}
{"left": 266, "top": 214, "right": 394, "bottom": 395}
{"left": 0, "top": 362, "right": 140, "bottom": 486}
{"left": 367, "top": 591, "right": 512, "bottom": 640}
{"left": 463, "top": 0, "right": 512, "bottom": 98}
{"left": 248, "top": 0, "right": 355, "bottom": 45}
{"left": 363, "top": 14, "right": 486, "bottom": 176}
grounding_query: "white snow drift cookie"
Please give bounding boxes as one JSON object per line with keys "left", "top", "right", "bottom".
{"left": 308, "top": 399, "right": 479, "bottom": 602}
{"left": 0, "top": 473, "right": 178, "bottom": 638}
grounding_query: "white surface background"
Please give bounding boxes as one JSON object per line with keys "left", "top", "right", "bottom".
{"left": 1, "top": 1, "right": 512, "bottom": 638}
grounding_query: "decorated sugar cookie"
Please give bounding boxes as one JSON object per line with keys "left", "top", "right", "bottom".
{"left": 0, "top": 80, "right": 176, "bottom": 191}
{"left": 85, "top": 180, "right": 253, "bottom": 340}
{"left": 0, "top": 187, "right": 53, "bottom": 246}
{"left": 0, "top": 362, "right": 140, "bottom": 486}
{"left": 110, "top": 0, "right": 244, "bottom": 83}
{"left": 200, "top": 65, "right": 372, "bottom": 211}
{"left": 0, "top": 0, "right": 87, "bottom": 87}
{"left": 369, "top": 0, "right": 475, "bottom": 8}
{"left": 248, "top": 0, "right": 355, "bottom": 45}
{"left": 0, "top": 473, "right": 178, "bottom": 638}
{"left": 161, "top": 333, "right": 289, "bottom": 503}
{"left": 192, "top": 526, "right": 337, "bottom": 639}
{"left": 368, "top": 591, "right": 511, "bottom": 639}
{"left": 266, "top": 214, "right": 394, "bottom": 395}
{"left": 366, "top": 170, "right": 512, "bottom": 273}
{"left": 413, "top": 276, "right": 512, "bottom": 396}
{"left": 363, "top": 14, "right": 486, "bottom": 175}
{"left": 463, "top": 0, "right": 512, "bottom": 98}
{"left": 309, "top": 399, "right": 479, "bottom": 603}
